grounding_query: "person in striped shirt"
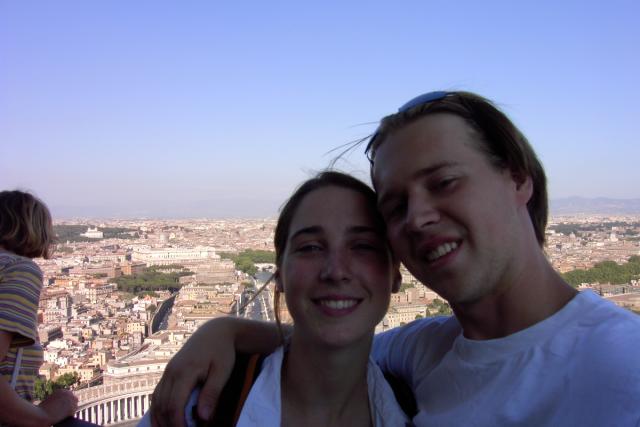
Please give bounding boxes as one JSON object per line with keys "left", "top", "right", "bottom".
{"left": 0, "top": 190, "right": 77, "bottom": 427}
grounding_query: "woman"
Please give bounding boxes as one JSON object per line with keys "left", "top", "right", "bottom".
{"left": 143, "top": 171, "right": 407, "bottom": 426}
{"left": 0, "top": 190, "right": 78, "bottom": 427}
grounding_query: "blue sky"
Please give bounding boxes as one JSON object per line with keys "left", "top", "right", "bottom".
{"left": 1, "top": 1, "right": 639, "bottom": 218}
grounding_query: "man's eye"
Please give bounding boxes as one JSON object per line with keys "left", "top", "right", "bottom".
{"left": 433, "top": 177, "right": 458, "bottom": 192}
{"left": 383, "top": 202, "right": 406, "bottom": 222}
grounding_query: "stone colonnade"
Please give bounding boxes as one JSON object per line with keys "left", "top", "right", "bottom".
{"left": 76, "top": 392, "right": 152, "bottom": 425}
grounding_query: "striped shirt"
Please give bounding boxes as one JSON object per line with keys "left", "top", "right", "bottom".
{"left": 0, "top": 250, "right": 45, "bottom": 401}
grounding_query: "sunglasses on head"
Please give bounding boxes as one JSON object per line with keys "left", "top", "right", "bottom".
{"left": 366, "top": 91, "right": 451, "bottom": 164}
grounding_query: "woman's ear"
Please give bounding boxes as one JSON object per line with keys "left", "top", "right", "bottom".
{"left": 391, "top": 267, "right": 402, "bottom": 293}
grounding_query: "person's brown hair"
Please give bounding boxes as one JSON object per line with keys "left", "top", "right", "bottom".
{"left": 0, "top": 190, "right": 54, "bottom": 259}
{"left": 366, "top": 91, "right": 548, "bottom": 246}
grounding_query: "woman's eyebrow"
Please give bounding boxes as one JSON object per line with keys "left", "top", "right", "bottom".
{"left": 346, "top": 225, "right": 380, "bottom": 235}
{"left": 289, "top": 225, "right": 322, "bottom": 240}
{"left": 290, "top": 225, "right": 379, "bottom": 239}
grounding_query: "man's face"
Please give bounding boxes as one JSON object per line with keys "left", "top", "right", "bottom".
{"left": 372, "top": 113, "right": 531, "bottom": 304}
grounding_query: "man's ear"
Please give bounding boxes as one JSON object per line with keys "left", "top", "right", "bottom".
{"left": 274, "top": 271, "right": 284, "bottom": 292}
{"left": 391, "top": 267, "right": 402, "bottom": 293}
{"left": 514, "top": 174, "right": 533, "bottom": 207}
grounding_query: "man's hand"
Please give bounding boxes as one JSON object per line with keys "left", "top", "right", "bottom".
{"left": 38, "top": 389, "right": 78, "bottom": 425}
{"left": 149, "top": 317, "right": 284, "bottom": 427}
{"left": 150, "top": 318, "right": 236, "bottom": 427}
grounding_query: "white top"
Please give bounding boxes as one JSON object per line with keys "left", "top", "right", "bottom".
{"left": 139, "top": 346, "right": 408, "bottom": 427}
{"left": 372, "top": 290, "right": 640, "bottom": 426}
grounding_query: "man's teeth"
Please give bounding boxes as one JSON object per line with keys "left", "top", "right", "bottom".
{"left": 319, "top": 299, "right": 358, "bottom": 310}
{"left": 427, "top": 242, "right": 459, "bottom": 262}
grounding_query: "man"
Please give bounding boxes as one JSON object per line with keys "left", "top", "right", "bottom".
{"left": 151, "top": 91, "right": 640, "bottom": 426}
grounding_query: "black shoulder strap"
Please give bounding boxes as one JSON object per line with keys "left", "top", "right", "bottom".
{"left": 383, "top": 371, "right": 418, "bottom": 419}
{"left": 198, "top": 352, "right": 266, "bottom": 427}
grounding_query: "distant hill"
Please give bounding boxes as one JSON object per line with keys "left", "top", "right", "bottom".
{"left": 551, "top": 197, "right": 640, "bottom": 215}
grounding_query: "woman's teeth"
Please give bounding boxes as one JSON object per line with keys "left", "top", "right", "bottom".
{"left": 319, "top": 299, "right": 358, "bottom": 309}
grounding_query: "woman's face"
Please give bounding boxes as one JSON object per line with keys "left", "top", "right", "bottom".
{"left": 277, "top": 185, "right": 399, "bottom": 349}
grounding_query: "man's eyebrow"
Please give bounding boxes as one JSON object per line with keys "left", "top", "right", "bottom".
{"left": 411, "top": 161, "right": 461, "bottom": 180}
{"left": 378, "top": 161, "right": 460, "bottom": 207}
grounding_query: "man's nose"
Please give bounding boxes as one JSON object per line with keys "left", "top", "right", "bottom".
{"left": 405, "top": 195, "right": 440, "bottom": 233}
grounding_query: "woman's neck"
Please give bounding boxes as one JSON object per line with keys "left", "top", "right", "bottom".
{"left": 280, "top": 334, "right": 373, "bottom": 427}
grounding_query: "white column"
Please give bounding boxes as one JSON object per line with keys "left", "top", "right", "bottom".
{"left": 97, "top": 403, "right": 103, "bottom": 426}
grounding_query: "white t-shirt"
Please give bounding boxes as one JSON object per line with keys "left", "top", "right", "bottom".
{"left": 236, "top": 346, "right": 408, "bottom": 427}
{"left": 372, "top": 290, "right": 640, "bottom": 426}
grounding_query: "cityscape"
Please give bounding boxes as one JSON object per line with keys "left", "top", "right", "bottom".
{"left": 3, "top": 2, "right": 639, "bottom": 425}
{"left": 30, "top": 213, "right": 640, "bottom": 424}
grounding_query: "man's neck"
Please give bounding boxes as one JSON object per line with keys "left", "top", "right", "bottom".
{"left": 451, "top": 248, "right": 578, "bottom": 340}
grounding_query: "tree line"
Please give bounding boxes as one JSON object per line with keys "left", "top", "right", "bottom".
{"left": 53, "top": 224, "right": 138, "bottom": 242}
{"left": 563, "top": 256, "right": 640, "bottom": 287}
{"left": 550, "top": 222, "right": 640, "bottom": 237}
{"left": 219, "top": 250, "right": 275, "bottom": 276}
{"left": 109, "top": 265, "right": 191, "bottom": 294}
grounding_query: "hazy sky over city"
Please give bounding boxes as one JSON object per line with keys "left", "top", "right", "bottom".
{"left": 1, "top": 1, "right": 639, "bottom": 218}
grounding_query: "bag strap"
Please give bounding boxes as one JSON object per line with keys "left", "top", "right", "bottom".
{"left": 202, "top": 352, "right": 266, "bottom": 427}
{"left": 10, "top": 347, "right": 24, "bottom": 389}
{"left": 231, "top": 353, "right": 263, "bottom": 426}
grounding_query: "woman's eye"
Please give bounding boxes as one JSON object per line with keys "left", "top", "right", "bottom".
{"left": 296, "top": 244, "right": 322, "bottom": 253}
{"left": 353, "top": 241, "right": 382, "bottom": 252}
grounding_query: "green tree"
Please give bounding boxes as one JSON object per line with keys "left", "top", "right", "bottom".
{"left": 219, "top": 250, "right": 275, "bottom": 276}
{"left": 55, "top": 372, "right": 80, "bottom": 389}
{"left": 427, "top": 298, "right": 453, "bottom": 316}
{"left": 34, "top": 377, "right": 54, "bottom": 401}
{"left": 399, "top": 283, "right": 415, "bottom": 292}
{"left": 33, "top": 372, "right": 80, "bottom": 401}
{"left": 110, "top": 269, "right": 190, "bottom": 295}
{"left": 562, "top": 256, "right": 640, "bottom": 287}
